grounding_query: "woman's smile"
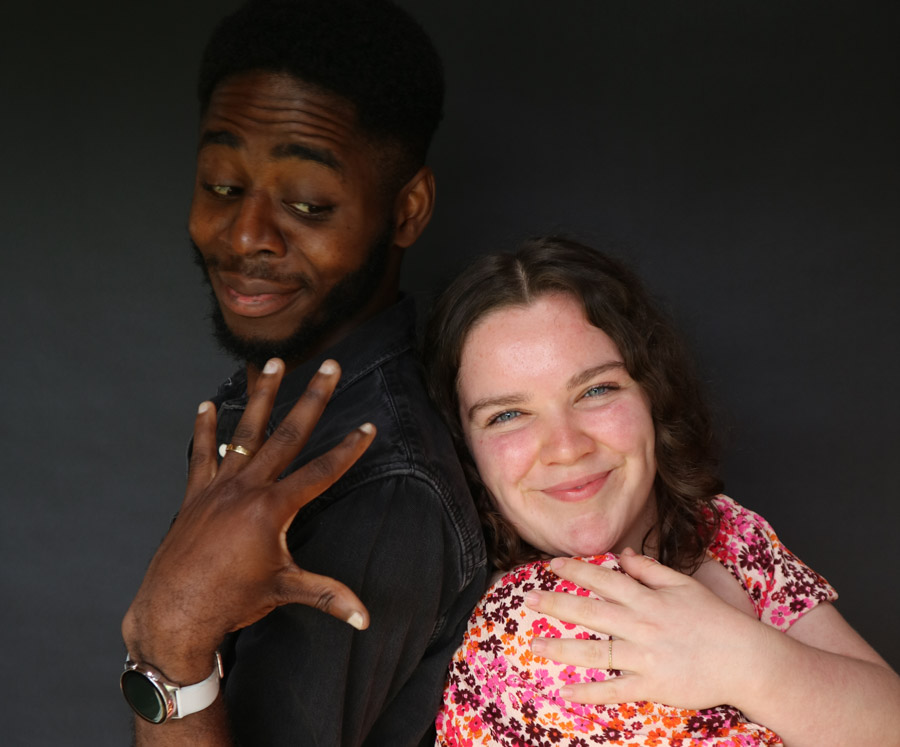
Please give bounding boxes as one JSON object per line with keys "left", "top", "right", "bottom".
{"left": 457, "top": 292, "right": 658, "bottom": 558}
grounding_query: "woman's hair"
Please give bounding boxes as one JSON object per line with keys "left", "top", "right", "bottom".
{"left": 423, "top": 236, "right": 723, "bottom": 573}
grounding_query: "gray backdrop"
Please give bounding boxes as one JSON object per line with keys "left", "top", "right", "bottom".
{"left": 2, "top": 1, "right": 897, "bottom": 743}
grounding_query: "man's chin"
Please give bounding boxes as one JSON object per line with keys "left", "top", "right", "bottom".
{"left": 211, "top": 308, "right": 320, "bottom": 370}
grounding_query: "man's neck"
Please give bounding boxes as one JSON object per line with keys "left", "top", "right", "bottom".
{"left": 244, "top": 290, "right": 400, "bottom": 394}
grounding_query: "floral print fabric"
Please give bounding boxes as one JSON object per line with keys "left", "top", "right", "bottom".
{"left": 435, "top": 495, "right": 836, "bottom": 746}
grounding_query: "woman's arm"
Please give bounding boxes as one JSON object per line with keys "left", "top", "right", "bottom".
{"left": 527, "top": 550, "right": 900, "bottom": 747}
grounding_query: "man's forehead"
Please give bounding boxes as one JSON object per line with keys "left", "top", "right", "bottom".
{"left": 198, "top": 71, "right": 365, "bottom": 165}
{"left": 204, "top": 71, "right": 357, "bottom": 125}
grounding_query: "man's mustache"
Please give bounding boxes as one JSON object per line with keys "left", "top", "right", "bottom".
{"left": 191, "top": 240, "right": 311, "bottom": 286}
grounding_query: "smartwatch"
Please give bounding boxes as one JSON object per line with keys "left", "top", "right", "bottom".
{"left": 120, "top": 651, "right": 223, "bottom": 724}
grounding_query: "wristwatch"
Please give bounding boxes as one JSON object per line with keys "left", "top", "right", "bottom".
{"left": 120, "top": 651, "right": 223, "bottom": 724}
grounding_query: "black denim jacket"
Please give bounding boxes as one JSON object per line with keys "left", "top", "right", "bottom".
{"left": 210, "top": 297, "right": 486, "bottom": 746}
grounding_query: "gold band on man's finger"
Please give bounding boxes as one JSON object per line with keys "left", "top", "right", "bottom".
{"left": 225, "top": 443, "right": 254, "bottom": 458}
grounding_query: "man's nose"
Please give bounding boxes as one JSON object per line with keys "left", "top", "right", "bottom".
{"left": 228, "top": 193, "right": 287, "bottom": 257}
{"left": 539, "top": 414, "right": 596, "bottom": 466}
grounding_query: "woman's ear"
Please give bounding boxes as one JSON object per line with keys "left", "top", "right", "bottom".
{"left": 392, "top": 166, "right": 436, "bottom": 249}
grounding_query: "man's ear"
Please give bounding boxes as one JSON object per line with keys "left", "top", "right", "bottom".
{"left": 392, "top": 166, "right": 435, "bottom": 249}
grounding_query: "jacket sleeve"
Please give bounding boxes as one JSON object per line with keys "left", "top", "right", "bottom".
{"left": 221, "top": 473, "right": 485, "bottom": 747}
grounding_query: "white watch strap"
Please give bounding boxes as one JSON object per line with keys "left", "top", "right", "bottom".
{"left": 172, "top": 651, "right": 223, "bottom": 719}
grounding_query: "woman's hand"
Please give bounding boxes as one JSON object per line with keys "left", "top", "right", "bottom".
{"left": 122, "top": 358, "right": 376, "bottom": 683}
{"left": 526, "top": 548, "right": 766, "bottom": 710}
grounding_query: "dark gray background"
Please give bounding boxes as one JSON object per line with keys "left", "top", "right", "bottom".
{"left": 2, "top": 1, "right": 897, "bottom": 743}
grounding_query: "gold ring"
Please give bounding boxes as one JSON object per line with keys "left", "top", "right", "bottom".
{"left": 225, "top": 443, "right": 254, "bottom": 458}
{"left": 607, "top": 637, "right": 614, "bottom": 671}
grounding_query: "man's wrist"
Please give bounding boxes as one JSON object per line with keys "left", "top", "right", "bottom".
{"left": 121, "top": 651, "right": 223, "bottom": 724}
{"left": 122, "top": 607, "right": 223, "bottom": 683}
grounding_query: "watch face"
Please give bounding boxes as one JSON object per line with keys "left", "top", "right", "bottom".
{"left": 121, "top": 669, "right": 169, "bottom": 723}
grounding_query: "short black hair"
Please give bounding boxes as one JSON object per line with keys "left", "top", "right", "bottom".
{"left": 198, "top": 0, "right": 444, "bottom": 187}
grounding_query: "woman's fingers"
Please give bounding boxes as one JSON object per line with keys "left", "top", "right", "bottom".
{"left": 532, "top": 635, "right": 633, "bottom": 673}
{"left": 616, "top": 546, "right": 684, "bottom": 590}
{"left": 558, "top": 678, "right": 637, "bottom": 706}
{"left": 533, "top": 556, "right": 643, "bottom": 609}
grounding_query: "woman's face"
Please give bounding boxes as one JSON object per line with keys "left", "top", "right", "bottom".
{"left": 457, "top": 293, "right": 658, "bottom": 558}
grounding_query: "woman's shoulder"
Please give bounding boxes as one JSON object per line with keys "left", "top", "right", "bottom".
{"left": 706, "top": 494, "right": 837, "bottom": 629}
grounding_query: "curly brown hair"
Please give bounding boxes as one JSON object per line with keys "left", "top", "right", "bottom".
{"left": 423, "top": 236, "right": 722, "bottom": 573}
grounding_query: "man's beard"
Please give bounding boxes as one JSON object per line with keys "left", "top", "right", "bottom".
{"left": 191, "top": 226, "right": 392, "bottom": 370}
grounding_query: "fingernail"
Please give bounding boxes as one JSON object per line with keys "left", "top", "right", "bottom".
{"left": 319, "top": 359, "right": 338, "bottom": 375}
{"left": 359, "top": 422, "right": 375, "bottom": 435}
{"left": 549, "top": 557, "right": 566, "bottom": 571}
{"left": 622, "top": 546, "right": 636, "bottom": 557}
{"left": 263, "top": 359, "right": 280, "bottom": 375}
{"left": 560, "top": 686, "right": 573, "bottom": 699}
{"left": 198, "top": 401, "right": 212, "bottom": 414}
{"left": 524, "top": 592, "right": 541, "bottom": 607}
{"left": 346, "top": 611, "right": 365, "bottom": 630}
{"left": 531, "top": 638, "right": 547, "bottom": 654}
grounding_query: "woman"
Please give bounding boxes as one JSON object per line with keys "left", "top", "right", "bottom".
{"left": 423, "top": 236, "right": 900, "bottom": 745}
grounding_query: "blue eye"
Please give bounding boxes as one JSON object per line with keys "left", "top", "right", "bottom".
{"left": 488, "top": 410, "right": 521, "bottom": 426}
{"left": 583, "top": 384, "right": 616, "bottom": 399}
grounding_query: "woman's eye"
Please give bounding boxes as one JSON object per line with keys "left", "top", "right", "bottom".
{"left": 487, "top": 410, "right": 521, "bottom": 426}
{"left": 583, "top": 384, "right": 615, "bottom": 398}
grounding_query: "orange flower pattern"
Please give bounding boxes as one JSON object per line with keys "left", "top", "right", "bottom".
{"left": 435, "top": 496, "right": 836, "bottom": 746}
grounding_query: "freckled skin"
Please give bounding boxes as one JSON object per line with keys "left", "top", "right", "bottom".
{"left": 457, "top": 293, "right": 658, "bottom": 558}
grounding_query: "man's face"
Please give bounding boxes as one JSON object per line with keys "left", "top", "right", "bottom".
{"left": 189, "top": 71, "right": 397, "bottom": 368}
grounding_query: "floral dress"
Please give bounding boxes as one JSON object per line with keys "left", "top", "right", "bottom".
{"left": 435, "top": 496, "right": 837, "bottom": 746}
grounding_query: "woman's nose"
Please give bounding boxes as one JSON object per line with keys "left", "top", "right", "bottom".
{"left": 539, "top": 415, "right": 596, "bottom": 466}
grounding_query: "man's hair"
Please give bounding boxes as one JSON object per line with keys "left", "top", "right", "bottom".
{"left": 423, "top": 236, "right": 723, "bottom": 574}
{"left": 198, "top": 0, "right": 444, "bottom": 188}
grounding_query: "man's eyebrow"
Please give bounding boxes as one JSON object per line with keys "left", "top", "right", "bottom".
{"left": 197, "top": 131, "right": 343, "bottom": 172}
{"left": 567, "top": 361, "right": 625, "bottom": 390}
{"left": 272, "top": 142, "right": 343, "bottom": 172}
{"left": 198, "top": 129, "right": 242, "bottom": 149}
{"left": 466, "top": 394, "right": 528, "bottom": 424}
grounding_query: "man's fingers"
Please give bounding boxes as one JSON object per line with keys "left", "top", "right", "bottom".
{"left": 274, "top": 423, "right": 377, "bottom": 523}
{"left": 251, "top": 359, "right": 344, "bottom": 481}
{"left": 183, "top": 401, "right": 219, "bottom": 506}
{"left": 277, "top": 567, "right": 370, "bottom": 631}
{"left": 218, "top": 358, "right": 286, "bottom": 476}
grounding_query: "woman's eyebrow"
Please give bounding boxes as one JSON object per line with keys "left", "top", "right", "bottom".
{"left": 566, "top": 361, "right": 625, "bottom": 391}
{"left": 466, "top": 394, "right": 528, "bottom": 424}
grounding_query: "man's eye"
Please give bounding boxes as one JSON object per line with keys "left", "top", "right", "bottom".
{"left": 287, "top": 201, "right": 331, "bottom": 217}
{"left": 204, "top": 184, "right": 238, "bottom": 197}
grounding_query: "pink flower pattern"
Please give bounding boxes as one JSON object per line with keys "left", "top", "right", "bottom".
{"left": 435, "top": 496, "right": 837, "bottom": 746}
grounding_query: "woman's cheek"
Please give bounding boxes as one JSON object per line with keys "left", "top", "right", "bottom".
{"left": 471, "top": 429, "right": 536, "bottom": 492}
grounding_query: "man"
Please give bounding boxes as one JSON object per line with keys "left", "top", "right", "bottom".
{"left": 120, "top": 1, "right": 486, "bottom": 744}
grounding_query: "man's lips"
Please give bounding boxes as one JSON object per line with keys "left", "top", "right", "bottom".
{"left": 539, "top": 471, "right": 611, "bottom": 502}
{"left": 216, "top": 273, "right": 305, "bottom": 318}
